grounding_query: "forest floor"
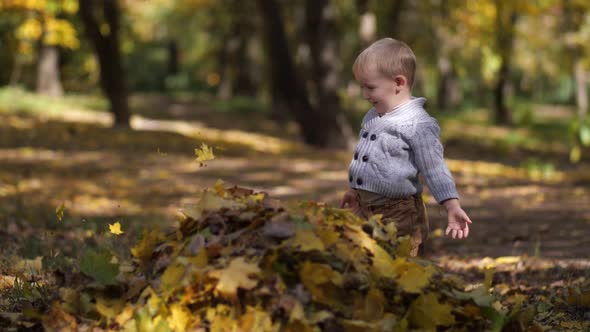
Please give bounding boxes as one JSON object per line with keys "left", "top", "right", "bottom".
{"left": 0, "top": 91, "right": 589, "bottom": 329}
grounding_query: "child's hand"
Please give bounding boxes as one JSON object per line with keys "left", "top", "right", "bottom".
{"left": 340, "top": 189, "right": 358, "bottom": 209}
{"left": 442, "top": 199, "right": 473, "bottom": 239}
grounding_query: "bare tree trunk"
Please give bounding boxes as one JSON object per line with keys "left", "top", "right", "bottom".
{"left": 167, "top": 40, "right": 179, "bottom": 75}
{"left": 493, "top": 0, "right": 516, "bottom": 125}
{"left": 256, "top": 0, "right": 347, "bottom": 148}
{"left": 377, "top": 0, "right": 406, "bottom": 39}
{"left": 434, "top": 1, "right": 461, "bottom": 111}
{"left": 305, "top": 0, "right": 354, "bottom": 148}
{"left": 563, "top": 0, "right": 588, "bottom": 119}
{"left": 574, "top": 60, "right": 588, "bottom": 119}
{"left": 36, "top": 45, "right": 64, "bottom": 97}
{"left": 9, "top": 57, "right": 24, "bottom": 86}
{"left": 79, "top": 0, "right": 130, "bottom": 128}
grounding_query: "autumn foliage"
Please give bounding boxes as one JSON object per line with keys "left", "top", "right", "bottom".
{"left": 0, "top": 181, "right": 570, "bottom": 331}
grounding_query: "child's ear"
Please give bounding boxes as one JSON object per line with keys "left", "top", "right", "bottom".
{"left": 394, "top": 75, "right": 408, "bottom": 88}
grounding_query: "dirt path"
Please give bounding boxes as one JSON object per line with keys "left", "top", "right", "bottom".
{"left": 1, "top": 103, "right": 589, "bottom": 264}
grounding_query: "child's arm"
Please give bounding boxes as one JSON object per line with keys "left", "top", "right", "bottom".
{"left": 442, "top": 198, "right": 472, "bottom": 239}
{"left": 408, "top": 120, "right": 473, "bottom": 239}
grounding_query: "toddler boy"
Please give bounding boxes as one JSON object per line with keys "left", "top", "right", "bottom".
{"left": 340, "top": 38, "right": 472, "bottom": 257}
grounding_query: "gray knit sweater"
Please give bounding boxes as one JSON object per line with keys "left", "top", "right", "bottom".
{"left": 348, "top": 97, "right": 458, "bottom": 204}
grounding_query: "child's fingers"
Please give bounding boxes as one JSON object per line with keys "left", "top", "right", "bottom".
{"left": 464, "top": 224, "right": 469, "bottom": 238}
{"left": 464, "top": 214, "right": 473, "bottom": 224}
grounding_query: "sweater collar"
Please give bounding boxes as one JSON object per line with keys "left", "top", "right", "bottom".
{"left": 371, "top": 97, "right": 426, "bottom": 119}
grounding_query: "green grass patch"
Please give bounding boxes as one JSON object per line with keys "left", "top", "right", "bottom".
{"left": 0, "top": 86, "right": 107, "bottom": 115}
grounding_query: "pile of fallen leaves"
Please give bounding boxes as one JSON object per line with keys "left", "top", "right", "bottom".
{"left": 2, "top": 182, "right": 589, "bottom": 331}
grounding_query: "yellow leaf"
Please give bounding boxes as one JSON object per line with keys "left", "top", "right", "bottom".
{"left": 188, "top": 249, "right": 208, "bottom": 268}
{"left": 343, "top": 226, "right": 396, "bottom": 278}
{"left": 408, "top": 292, "right": 455, "bottom": 330}
{"left": 108, "top": 221, "right": 124, "bottom": 235}
{"left": 160, "top": 261, "right": 187, "bottom": 294}
{"left": 238, "top": 306, "right": 274, "bottom": 332}
{"left": 391, "top": 258, "right": 435, "bottom": 293}
{"left": 95, "top": 296, "right": 125, "bottom": 319}
{"left": 284, "top": 229, "right": 325, "bottom": 252}
{"left": 395, "top": 235, "right": 413, "bottom": 258}
{"left": 169, "top": 304, "right": 191, "bottom": 331}
{"left": 131, "top": 229, "right": 163, "bottom": 267}
{"left": 209, "top": 257, "right": 260, "bottom": 298}
{"left": 115, "top": 305, "right": 134, "bottom": 328}
{"left": 495, "top": 256, "right": 521, "bottom": 264}
{"left": 212, "top": 179, "right": 227, "bottom": 197}
{"left": 316, "top": 227, "right": 340, "bottom": 247}
{"left": 195, "top": 143, "right": 215, "bottom": 165}
{"left": 299, "top": 261, "right": 347, "bottom": 310}
{"left": 56, "top": 203, "right": 65, "bottom": 221}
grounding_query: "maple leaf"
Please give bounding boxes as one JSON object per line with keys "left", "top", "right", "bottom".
{"left": 55, "top": 203, "right": 65, "bottom": 221}
{"left": 194, "top": 143, "right": 215, "bottom": 166}
{"left": 131, "top": 229, "right": 164, "bottom": 267}
{"left": 209, "top": 257, "right": 261, "bottom": 298}
{"left": 108, "top": 221, "right": 124, "bottom": 235}
{"left": 391, "top": 258, "right": 435, "bottom": 293}
{"left": 408, "top": 292, "right": 455, "bottom": 330}
{"left": 284, "top": 229, "right": 325, "bottom": 252}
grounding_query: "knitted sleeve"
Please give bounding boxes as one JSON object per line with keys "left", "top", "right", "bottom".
{"left": 409, "top": 119, "right": 459, "bottom": 204}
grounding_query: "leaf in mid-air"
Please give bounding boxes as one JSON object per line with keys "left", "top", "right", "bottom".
{"left": 108, "top": 221, "right": 124, "bottom": 235}
{"left": 195, "top": 143, "right": 215, "bottom": 165}
{"left": 56, "top": 203, "right": 65, "bottom": 221}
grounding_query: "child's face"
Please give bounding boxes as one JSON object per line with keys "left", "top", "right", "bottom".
{"left": 356, "top": 69, "right": 401, "bottom": 114}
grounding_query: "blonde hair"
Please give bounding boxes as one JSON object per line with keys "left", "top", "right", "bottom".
{"left": 353, "top": 38, "right": 416, "bottom": 87}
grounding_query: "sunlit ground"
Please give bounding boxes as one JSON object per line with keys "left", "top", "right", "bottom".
{"left": 1, "top": 92, "right": 589, "bottom": 288}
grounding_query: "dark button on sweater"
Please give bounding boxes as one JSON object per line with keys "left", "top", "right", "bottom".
{"left": 356, "top": 178, "right": 363, "bottom": 185}
{"left": 362, "top": 132, "right": 369, "bottom": 138}
{"left": 349, "top": 175, "right": 353, "bottom": 182}
{"left": 362, "top": 155, "right": 369, "bottom": 162}
{"left": 370, "top": 134, "right": 377, "bottom": 141}
{"left": 354, "top": 152, "right": 358, "bottom": 160}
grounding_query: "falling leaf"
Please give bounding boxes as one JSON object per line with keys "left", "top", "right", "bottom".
{"left": 408, "top": 292, "right": 455, "bottom": 330}
{"left": 56, "top": 203, "right": 65, "bottom": 221}
{"left": 108, "top": 221, "right": 124, "bottom": 235}
{"left": 209, "top": 257, "right": 261, "bottom": 298}
{"left": 194, "top": 143, "right": 215, "bottom": 165}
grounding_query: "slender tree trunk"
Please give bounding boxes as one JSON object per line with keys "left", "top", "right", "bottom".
{"left": 305, "top": 0, "right": 354, "bottom": 148}
{"left": 79, "top": 0, "right": 130, "bottom": 128}
{"left": 36, "top": 45, "right": 64, "bottom": 97}
{"left": 563, "top": 0, "right": 588, "bottom": 119}
{"left": 574, "top": 60, "right": 588, "bottom": 119}
{"left": 434, "top": 1, "right": 461, "bottom": 111}
{"left": 256, "top": 0, "right": 347, "bottom": 148}
{"left": 167, "top": 40, "right": 179, "bottom": 75}
{"left": 493, "top": 0, "right": 516, "bottom": 125}
{"left": 384, "top": 0, "right": 405, "bottom": 39}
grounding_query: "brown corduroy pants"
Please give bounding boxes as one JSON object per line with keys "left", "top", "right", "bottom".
{"left": 352, "top": 191, "right": 429, "bottom": 257}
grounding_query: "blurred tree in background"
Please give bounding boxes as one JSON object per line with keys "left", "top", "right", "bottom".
{"left": 1, "top": 0, "right": 589, "bottom": 147}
